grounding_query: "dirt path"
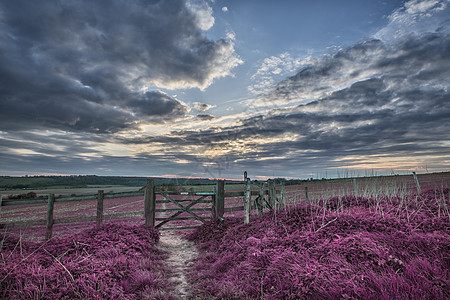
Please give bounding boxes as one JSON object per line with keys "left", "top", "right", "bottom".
{"left": 158, "top": 232, "right": 198, "bottom": 299}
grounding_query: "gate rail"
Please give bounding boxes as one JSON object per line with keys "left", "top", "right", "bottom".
{"left": 144, "top": 179, "right": 225, "bottom": 230}
{"left": 0, "top": 174, "right": 280, "bottom": 238}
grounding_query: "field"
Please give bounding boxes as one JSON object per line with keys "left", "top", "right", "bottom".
{"left": 1, "top": 172, "right": 449, "bottom": 299}
{"left": 186, "top": 173, "right": 450, "bottom": 299}
{"left": 1, "top": 186, "right": 143, "bottom": 198}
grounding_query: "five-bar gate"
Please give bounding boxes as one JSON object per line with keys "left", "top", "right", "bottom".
{"left": 144, "top": 178, "right": 225, "bottom": 230}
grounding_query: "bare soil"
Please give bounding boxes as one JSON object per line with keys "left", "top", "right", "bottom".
{"left": 158, "top": 232, "right": 198, "bottom": 299}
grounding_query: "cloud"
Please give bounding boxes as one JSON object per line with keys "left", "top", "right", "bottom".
{"left": 126, "top": 0, "right": 450, "bottom": 177}
{"left": 1, "top": 0, "right": 449, "bottom": 178}
{"left": 375, "top": 0, "right": 450, "bottom": 41}
{"left": 269, "top": 40, "right": 386, "bottom": 104}
{"left": 196, "top": 114, "right": 215, "bottom": 121}
{"left": 0, "top": 0, "right": 241, "bottom": 133}
{"left": 249, "top": 52, "right": 309, "bottom": 95}
{"left": 226, "top": 31, "right": 236, "bottom": 41}
{"left": 187, "top": 0, "right": 215, "bottom": 30}
{"left": 119, "top": 29, "right": 450, "bottom": 176}
{"left": 126, "top": 91, "right": 188, "bottom": 120}
{"left": 193, "top": 102, "right": 215, "bottom": 112}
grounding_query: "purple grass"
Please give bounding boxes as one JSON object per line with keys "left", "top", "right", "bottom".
{"left": 0, "top": 224, "right": 177, "bottom": 299}
{"left": 187, "top": 189, "right": 450, "bottom": 299}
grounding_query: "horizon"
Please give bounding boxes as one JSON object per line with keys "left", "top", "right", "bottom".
{"left": 2, "top": 169, "right": 449, "bottom": 182}
{"left": 1, "top": 0, "right": 449, "bottom": 179}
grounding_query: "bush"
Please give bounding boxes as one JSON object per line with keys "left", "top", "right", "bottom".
{"left": 187, "top": 199, "right": 450, "bottom": 299}
{"left": 0, "top": 224, "right": 177, "bottom": 299}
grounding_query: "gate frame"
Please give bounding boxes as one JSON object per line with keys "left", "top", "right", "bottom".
{"left": 144, "top": 178, "right": 225, "bottom": 229}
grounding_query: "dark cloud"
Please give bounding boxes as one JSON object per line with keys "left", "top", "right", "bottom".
{"left": 0, "top": 131, "right": 108, "bottom": 158}
{"left": 196, "top": 114, "right": 214, "bottom": 121}
{"left": 118, "top": 32, "right": 450, "bottom": 177}
{"left": 193, "top": 102, "right": 214, "bottom": 112}
{"left": 272, "top": 39, "right": 386, "bottom": 102}
{"left": 1, "top": 0, "right": 448, "bottom": 178}
{"left": 126, "top": 91, "right": 188, "bottom": 119}
{"left": 0, "top": 0, "right": 240, "bottom": 133}
{"left": 0, "top": 150, "right": 205, "bottom": 177}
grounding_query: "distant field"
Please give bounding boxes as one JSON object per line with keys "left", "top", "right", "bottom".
{"left": 0, "top": 186, "right": 143, "bottom": 197}
{"left": 0, "top": 183, "right": 252, "bottom": 198}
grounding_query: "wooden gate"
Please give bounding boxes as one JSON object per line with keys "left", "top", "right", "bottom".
{"left": 144, "top": 179, "right": 224, "bottom": 230}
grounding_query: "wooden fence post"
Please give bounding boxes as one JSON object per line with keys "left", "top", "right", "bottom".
{"left": 211, "top": 185, "right": 217, "bottom": 219}
{"left": 244, "top": 173, "right": 251, "bottom": 224}
{"left": 96, "top": 190, "right": 104, "bottom": 227}
{"left": 412, "top": 172, "right": 421, "bottom": 194}
{"left": 305, "top": 186, "right": 309, "bottom": 202}
{"left": 215, "top": 180, "right": 225, "bottom": 219}
{"left": 257, "top": 182, "right": 264, "bottom": 216}
{"left": 0, "top": 194, "right": 3, "bottom": 212}
{"left": 268, "top": 179, "right": 276, "bottom": 209}
{"left": 144, "top": 178, "right": 156, "bottom": 227}
{"left": 45, "top": 194, "right": 55, "bottom": 240}
{"left": 273, "top": 180, "right": 278, "bottom": 209}
{"left": 281, "top": 182, "right": 286, "bottom": 207}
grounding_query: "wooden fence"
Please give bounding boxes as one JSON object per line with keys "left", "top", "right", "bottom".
{"left": 2, "top": 171, "right": 426, "bottom": 239}
{"left": 0, "top": 176, "right": 287, "bottom": 239}
{"left": 0, "top": 190, "right": 145, "bottom": 239}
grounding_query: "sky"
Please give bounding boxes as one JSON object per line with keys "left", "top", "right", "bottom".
{"left": 0, "top": 0, "right": 449, "bottom": 180}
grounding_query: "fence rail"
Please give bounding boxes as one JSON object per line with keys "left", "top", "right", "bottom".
{"left": 3, "top": 171, "right": 428, "bottom": 238}
{"left": 1, "top": 177, "right": 278, "bottom": 238}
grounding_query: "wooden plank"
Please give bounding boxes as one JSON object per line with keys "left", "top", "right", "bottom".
{"left": 211, "top": 185, "right": 217, "bottom": 219}
{"left": 54, "top": 195, "right": 97, "bottom": 202}
{"left": 155, "top": 194, "right": 209, "bottom": 228}
{"left": 154, "top": 192, "right": 215, "bottom": 196}
{"left": 45, "top": 194, "right": 55, "bottom": 240}
{"left": 144, "top": 178, "right": 156, "bottom": 227}
{"left": 244, "top": 176, "right": 251, "bottom": 224}
{"left": 191, "top": 192, "right": 216, "bottom": 196}
{"left": 3, "top": 190, "right": 148, "bottom": 206}
{"left": 268, "top": 179, "right": 276, "bottom": 209}
{"left": 155, "top": 207, "right": 211, "bottom": 212}
{"left": 224, "top": 190, "right": 263, "bottom": 198}
{"left": 412, "top": 172, "right": 421, "bottom": 194}
{"left": 96, "top": 190, "right": 104, "bottom": 227}
{"left": 159, "top": 193, "right": 207, "bottom": 224}
{"left": 155, "top": 198, "right": 206, "bottom": 228}
{"left": 156, "top": 199, "right": 211, "bottom": 204}
{"left": 103, "top": 191, "right": 144, "bottom": 199}
{"left": 216, "top": 180, "right": 225, "bottom": 218}
{"left": 2, "top": 199, "right": 50, "bottom": 206}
